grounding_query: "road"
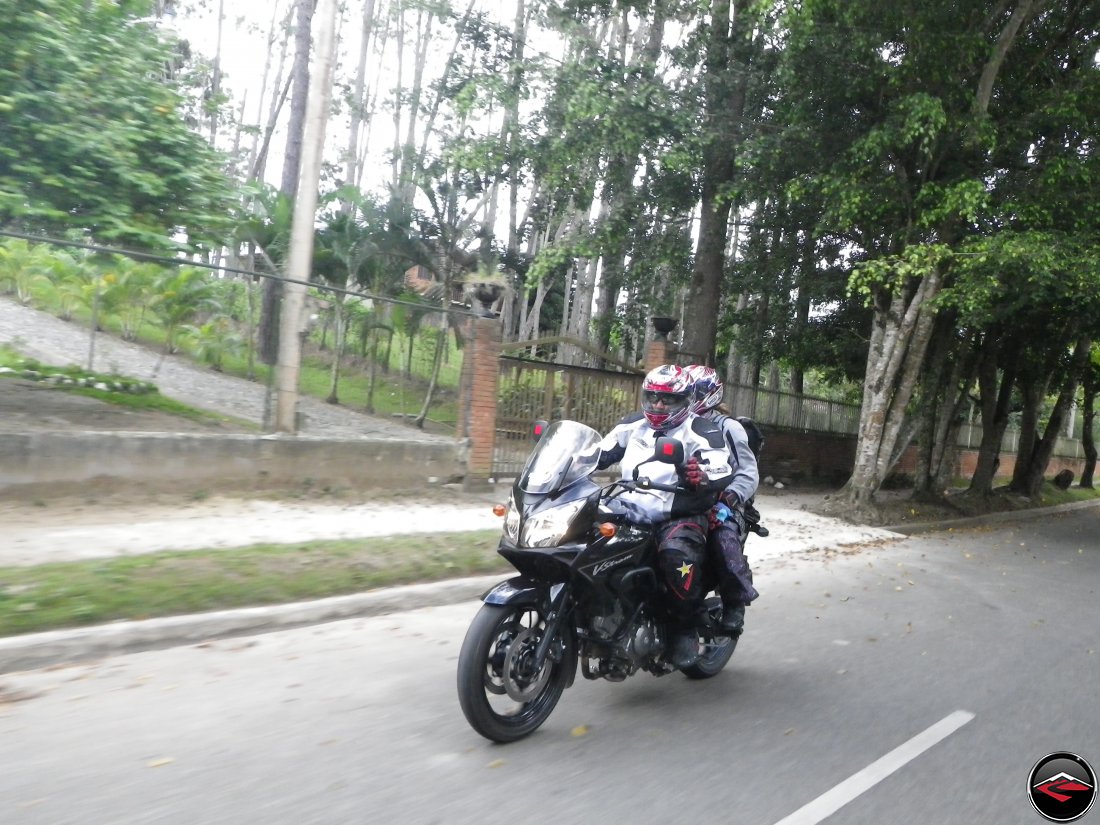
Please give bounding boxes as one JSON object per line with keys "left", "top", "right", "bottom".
{"left": 1, "top": 507, "right": 1097, "bottom": 825}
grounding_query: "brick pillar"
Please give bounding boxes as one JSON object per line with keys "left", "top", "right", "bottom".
{"left": 644, "top": 338, "right": 675, "bottom": 373}
{"left": 463, "top": 317, "right": 502, "bottom": 491}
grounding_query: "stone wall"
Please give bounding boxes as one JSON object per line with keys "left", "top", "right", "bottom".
{"left": 0, "top": 432, "right": 463, "bottom": 499}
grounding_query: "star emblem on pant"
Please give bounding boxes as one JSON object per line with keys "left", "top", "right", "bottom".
{"left": 677, "top": 562, "right": 693, "bottom": 579}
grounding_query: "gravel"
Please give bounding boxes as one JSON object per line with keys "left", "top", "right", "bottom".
{"left": 0, "top": 297, "right": 454, "bottom": 442}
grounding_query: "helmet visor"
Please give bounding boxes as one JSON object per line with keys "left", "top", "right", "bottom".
{"left": 642, "top": 390, "right": 688, "bottom": 408}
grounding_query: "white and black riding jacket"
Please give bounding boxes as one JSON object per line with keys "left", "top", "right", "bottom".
{"left": 595, "top": 412, "right": 733, "bottom": 525}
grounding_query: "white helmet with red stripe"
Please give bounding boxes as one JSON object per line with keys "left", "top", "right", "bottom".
{"left": 640, "top": 364, "right": 693, "bottom": 430}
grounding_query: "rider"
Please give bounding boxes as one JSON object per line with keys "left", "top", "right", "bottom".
{"left": 593, "top": 364, "right": 733, "bottom": 669}
{"left": 683, "top": 364, "right": 759, "bottom": 636}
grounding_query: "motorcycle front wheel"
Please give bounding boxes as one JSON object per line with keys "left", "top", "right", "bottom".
{"left": 457, "top": 602, "right": 571, "bottom": 743}
{"left": 682, "top": 596, "right": 738, "bottom": 679}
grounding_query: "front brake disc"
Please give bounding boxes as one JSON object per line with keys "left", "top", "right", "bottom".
{"left": 501, "top": 627, "right": 551, "bottom": 702}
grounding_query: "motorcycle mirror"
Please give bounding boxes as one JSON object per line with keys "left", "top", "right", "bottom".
{"left": 532, "top": 420, "right": 549, "bottom": 440}
{"left": 653, "top": 436, "right": 684, "bottom": 465}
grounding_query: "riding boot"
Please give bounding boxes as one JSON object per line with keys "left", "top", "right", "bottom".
{"left": 720, "top": 603, "right": 745, "bottom": 636}
{"left": 668, "top": 627, "right": 700, "bottom": 669}
{"left": 719, "top": 584, "right": 746, "bottom": 636}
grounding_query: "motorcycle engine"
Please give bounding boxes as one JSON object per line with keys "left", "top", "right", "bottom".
{"left": 584, "top": 606, "right": 661, "bottom": 682}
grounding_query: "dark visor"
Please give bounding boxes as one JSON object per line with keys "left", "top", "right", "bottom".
{"left": 643, "top": 390, "right": 685, "bottom": 405}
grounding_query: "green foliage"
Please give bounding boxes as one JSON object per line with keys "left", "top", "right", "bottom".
{"left": 148, "top": 266, "right": 222, "bottom": 353}
{"left": 849, "top": 244, "right": 952, "bottom": 304}
{"left": 181, "top": 316, "right": 244, "bottom": 372}
{"left": 0, "top": 239, "right": 60, "bottom": 305}
{"left": 0, "top": 347, "right": 157, "bottom": 395}
{"left": 0, "top": 0, "right": 237, "bottom": 248}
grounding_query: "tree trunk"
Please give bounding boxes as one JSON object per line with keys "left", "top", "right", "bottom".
{"left": 1081, "top": 365, "right": 1096, "bottom": 488}
{"left": 790, "top": 231, "right": 814, "bottom": 395}
{"left": 413, "top": 325, "right": 447, "bottom": 429}
{"left": 843, "top": 268, "right": 943, "bottom": 507}
{"left": 681, "top": 0, "right": 748, "bottom": 364}
{"left": 967, "top": 338, "right": 1016, "bottom": 497}
{"left": 259, "top": 0, "right": 314, "bottom": 368}
{"left": 912, "top": 316, "right": 975, "bottom": 501}
{"left": 395, "top": 5, "right": 433, "bottom": 202}
{"left": 326, "top": 298, "right": 345, "bottom": 403}
{"left": 389, "top": 0, "right": 406, "bottom": 192}
{"left": 1010, "top": 378, "right": 1044, "bottom": 491}
{"left": 1016, "top": 336, "right": 1092, "bottom": 498}
{"left": 345, "top": 0, "right": 379, "bottom": 213}
{"left": 207, "top": 0, "right": 224, "bottom": 146}
{"left": 245, "top": 2, "right": 287, "bottom": 182}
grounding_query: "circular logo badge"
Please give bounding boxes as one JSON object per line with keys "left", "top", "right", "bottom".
{"left": 1028, "top": 752, "right": 1096, "bottom": 822}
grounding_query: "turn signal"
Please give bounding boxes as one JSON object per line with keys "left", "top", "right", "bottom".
{"left": 597, "top": 522, "right": 616, "bottom": 538}
{"left": 493, "top": 504, "right": 507, "bottom": 517}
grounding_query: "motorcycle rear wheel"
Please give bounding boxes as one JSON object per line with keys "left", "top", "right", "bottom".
{"left": 682, "top": 597, "right": 738, "bottom": 679}
{"left": 457, "top": 603, "right": 570, "bottom": 743}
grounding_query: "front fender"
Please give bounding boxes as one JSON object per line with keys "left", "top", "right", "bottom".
{"left": 481, "top": 576, "right": 543, "bottom": 606}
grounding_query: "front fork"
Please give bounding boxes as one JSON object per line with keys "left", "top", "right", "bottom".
{"left": 484, "top": 578, "right": 577, "bottom": 689}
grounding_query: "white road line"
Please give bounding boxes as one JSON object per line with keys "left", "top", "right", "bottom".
{"left": 772, "top": 709, "right": 976, "bottom": 825}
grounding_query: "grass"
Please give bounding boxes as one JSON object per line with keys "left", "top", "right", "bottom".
{"left": 0, "top": 530, "right": 506, "bottom": 637}
{"left": 1038, "top": 481, "right": 1100, "bottom": 507}
{"left": 0, "top": 345, "right": 254, "bottom": 429}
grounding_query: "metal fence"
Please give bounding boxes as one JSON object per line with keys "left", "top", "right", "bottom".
{"left": 492, "top": 363, "right": 1087, "bottom": 478}
{"left": 493, "top": 357, "right": 643, "bottom": 478}
{"left": 724, "top": 384, "right": 862, "bottom": 435}
{"left": 956, "top": 422, "right": 1086, "bottom": 460}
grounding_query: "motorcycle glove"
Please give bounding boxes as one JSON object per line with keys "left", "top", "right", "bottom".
{"left": 684, "top": 457, "right": 708, "bottom": 489}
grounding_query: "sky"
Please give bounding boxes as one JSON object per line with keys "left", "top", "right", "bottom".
{"left": 169, "top": 0, "right": 525, "bottom": 197}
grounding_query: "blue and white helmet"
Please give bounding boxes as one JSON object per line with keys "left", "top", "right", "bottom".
{"left": 684, "top": 364, "right": 723, "bottom": 415}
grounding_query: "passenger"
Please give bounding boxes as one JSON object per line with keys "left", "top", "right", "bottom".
{"left": 683, "top": 364, "right": 760, "bottom": 635}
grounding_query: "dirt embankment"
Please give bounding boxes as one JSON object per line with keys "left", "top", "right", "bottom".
{"left": 0, "top": 379, "right": 252, "bottom": 435}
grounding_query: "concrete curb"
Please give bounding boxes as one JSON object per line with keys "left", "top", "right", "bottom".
{"left": 0, "top": 574, "right": 502, "bottom": 675}
{"left": 882, "top": 497, "right": 1100, "bottom": 535}
{"left": 2, "top": 498, "right": 1095, "bottom": 675}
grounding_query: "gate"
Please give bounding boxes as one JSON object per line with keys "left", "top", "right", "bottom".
{"left": 493, "top": 357, "right": 644, "bottom": 478}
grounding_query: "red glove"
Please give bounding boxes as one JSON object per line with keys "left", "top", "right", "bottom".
{"left": 684, "top": 457, "right": 708, "bottom": 489}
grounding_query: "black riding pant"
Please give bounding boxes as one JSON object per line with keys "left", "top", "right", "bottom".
{"left": 655, "top": 514, "right": 709, "bottom": 623}
{"left": 707, "top": 510, "right": 758, "bottom": 607}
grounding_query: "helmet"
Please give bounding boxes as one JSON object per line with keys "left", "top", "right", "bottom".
{"left": 684, "top": 364, "right": 723, "bottom": 414}
{"left": 640, "top": 364, "right": 693, "bottom": 430}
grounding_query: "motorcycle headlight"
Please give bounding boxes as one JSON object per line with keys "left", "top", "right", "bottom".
{"left": 503, "top": 496, "right": 520, "bottom": 541}
{"left": 520, "top": 499, "right": 588, "bottom": 548}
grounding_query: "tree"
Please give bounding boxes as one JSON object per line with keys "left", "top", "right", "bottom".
{"left": 0, "top": 0, "right": 236, "bottom": 249}
{"left": 680, "top": 0, "right": 773, "bottom": 365}
{"left": 766, "top": 0, "right": 1099, "bottom": 512}
{"left": 1081, "top": 347, "right": 1099, "bottom": 489}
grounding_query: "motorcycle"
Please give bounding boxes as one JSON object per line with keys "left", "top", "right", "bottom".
{"left": 457, "top": 419, "right": 746, "bottom": 743}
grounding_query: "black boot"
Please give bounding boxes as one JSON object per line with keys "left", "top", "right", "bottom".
{"left": 720, "top": 604, "right": 745, "bottom": 636}
{"left": 668, "top": 629, "right": 700, "bottom": 669}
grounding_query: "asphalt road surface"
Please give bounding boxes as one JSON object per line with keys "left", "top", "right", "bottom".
{"left": 1, "top": 507, "right": 1097, "bottom": 825}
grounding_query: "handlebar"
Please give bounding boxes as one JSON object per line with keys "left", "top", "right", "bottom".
{"left": 607, "top": 476, "right": 689, "bottom": 497}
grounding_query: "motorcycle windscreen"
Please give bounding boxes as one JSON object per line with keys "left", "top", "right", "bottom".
{"left": 518, "top": 420, "right": 602, "bottom": 495}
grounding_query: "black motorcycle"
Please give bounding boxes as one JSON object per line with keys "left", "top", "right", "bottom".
{"left": 457, "top": 419, "right": 744, "bottom": 743}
